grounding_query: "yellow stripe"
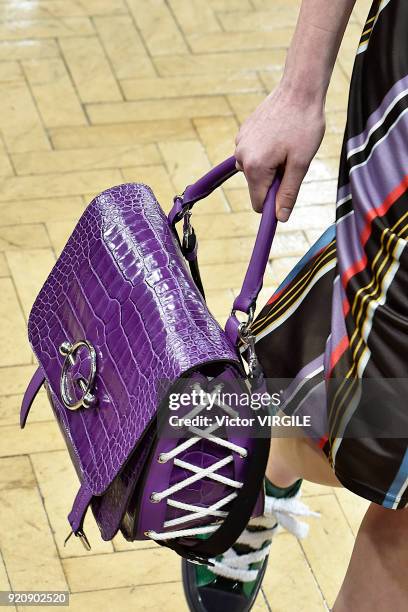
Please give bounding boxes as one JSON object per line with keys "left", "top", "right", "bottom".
{"left": 252, "top": 243, "right": 336, "bottom": 335}
{"left": 329, "top": 222, "right": 408, "bottom": 451}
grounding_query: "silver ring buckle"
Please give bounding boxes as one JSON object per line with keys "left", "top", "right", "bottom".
{"left": 59, "top": 339, "right": 97, "bottom": 410}
{"left": 231, "top": 305, "right": 255, "bottom": 344}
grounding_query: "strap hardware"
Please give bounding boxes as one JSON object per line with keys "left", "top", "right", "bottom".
{"left": 64, "top": 528, "right": 91, "bottom": 551}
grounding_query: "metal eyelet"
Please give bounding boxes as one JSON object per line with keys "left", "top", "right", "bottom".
{"left": 150, "top": 493, "right": 160, "bottom": 503}
{"left": 157, "top": 454, "right": 167, "bottom": 464}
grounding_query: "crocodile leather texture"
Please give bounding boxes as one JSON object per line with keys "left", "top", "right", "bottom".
{"left": 28, "top": 183, "right": 239, "bottom": 496}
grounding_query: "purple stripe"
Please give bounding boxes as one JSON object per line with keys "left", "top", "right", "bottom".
{"left": 347, "top": 75, "right": 408, "bottom": 152}
{"left": 324, "top": 276, "right": 348, "bottom": 374}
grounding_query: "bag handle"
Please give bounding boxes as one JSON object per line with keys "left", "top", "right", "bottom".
{"left": 168, "top": 156, "right": 280, "bottom": 345}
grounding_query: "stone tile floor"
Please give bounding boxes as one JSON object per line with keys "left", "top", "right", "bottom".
{"left": 0, "top": 0, "right": 374, "bottom": 610}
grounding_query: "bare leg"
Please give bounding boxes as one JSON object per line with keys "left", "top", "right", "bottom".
{"left": 333, "top": 504, "right": 408, "bottom": 612}
{"left": 266, "top": 435, "right": 342, "bottom": 488}
{"left": 267, "top": 436, "right": 408, "bottom": 610}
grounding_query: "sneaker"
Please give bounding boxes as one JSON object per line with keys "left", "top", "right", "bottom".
{"left": 182, "top": 485, "right": 318, "bottom": 612}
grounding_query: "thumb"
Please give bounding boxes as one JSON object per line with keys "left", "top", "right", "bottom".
{"left": 275, "top": 160, "right": 306, "bottom": 222}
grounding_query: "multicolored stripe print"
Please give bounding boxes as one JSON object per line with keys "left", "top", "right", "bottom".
{"left": 253, "top": 0, "right": 408, "bottom": 509}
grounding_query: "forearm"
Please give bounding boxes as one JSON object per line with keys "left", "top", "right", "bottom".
{"left": 281, "top": 0, "right": 357, "bottom": 103}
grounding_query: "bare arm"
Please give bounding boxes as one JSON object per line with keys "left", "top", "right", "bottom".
{"left": 235, "top": 0, "right": 357, "bottom": 220}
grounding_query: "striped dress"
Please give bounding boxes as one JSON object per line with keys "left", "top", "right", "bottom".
{"left": 253, "top": 0, "right": 408, "bottom": 510}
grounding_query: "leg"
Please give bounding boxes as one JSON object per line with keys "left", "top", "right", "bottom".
{"left": 266, "top": 435, "right": 342, "bottom": 488}
{"left": 333, "top": 504, "right": 408, "bottom": 612}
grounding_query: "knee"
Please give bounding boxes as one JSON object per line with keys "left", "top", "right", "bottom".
{"left": 360, "top": 502, "right": 408, "bottom": 544}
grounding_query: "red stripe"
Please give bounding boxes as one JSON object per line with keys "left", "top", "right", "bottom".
{"left": 341, "top": 174, "right": 408, "bottom": 288}
{"left": 317, "top": 435, "right": 329, "bottom": 450}
{"left": 327, "top": 334, "right": 349, "bottom": 377}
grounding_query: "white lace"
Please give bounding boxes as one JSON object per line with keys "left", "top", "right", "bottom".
{"left": 147, "top": 384, "right": 248, "bottom": 541}
{"left": 209, "top": 490, "right": 320, "bottom": 582}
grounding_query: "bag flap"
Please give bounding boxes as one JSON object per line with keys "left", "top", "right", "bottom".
{"left": 28, "top": 183, "right": 239, "bottom": 495}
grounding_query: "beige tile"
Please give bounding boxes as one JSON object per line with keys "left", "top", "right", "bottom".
{"left": 188, "top": 29, "right": 293, "bottom": 53}
{"left": 12, "top": 145, "right": 160, "bottom": 175}
{"left": 87, "top": 96, "right": 232, "bottom": 125}
{"left": 300, "top": 494, "right": 355, "bottom": 608}
{"left": 0, "top": 152, "right": 13, "bottom": 177}
{"left": 50, "top": 120, "right": 195, "bottom": 149}
{"left": 0, "top": 169, "right": 122, "bottom": 201}
{"left": 302, "top": 481, "right": 334, "bottom": 498}
{"left": 63, "top": 547, "right": 180, "bottom": 591}
{"left": 0, "top": 487, "right": 67, "bottom": 590}
{"left": 0, "top": 391, "right": 52, "bottom": 427}
{"left": 122, "top": 73, "right": 263, "bottom": 101}
{"left": 158, "top": 140, "right": 229, "bottom": 212}
{"left": 209, "top": 0, "right": 252, "bottom": 8}
{"left": 60, "top": 36, "right": 122, "bottom": 103}
{"left": 262, "top": 532, "right": 326, "bottom": 611}
{"left": 204, "top": 288, "right": 235, "bottom": 318}
{"left": 297, "top": 180, "right": 338, "bottom": 207}
{"left": 317, "top": 132, "right": 344, "bottom": 160}
{"left": 305, "top": 228, "right": 327, "bottom": 246}
{"left": 46, "top": 220, "right": 76, "bottom": 255}
{"left": 0, "top": 39, "right": 59, "bottom": 61}
{"left": 227, "top": 93, "right": 266, "bottom": 123}
{"left": 200, "top": 261, "right": 273, "bottom": 291}
{"left": 0, "top": 252, "right": 9, "bottom": 276}
{"left": 0, "top": 552, "right": 11, "bottom": 591}
{"left": 23, "top": 58, "right": 86, "bottom": 128}
{"left": 94, "top": 15, "right": 155, "bottom": 80}
{"left": 112, "top": 534, "right": 159, "bottom": 553}
{"left": 218, "top": 7, "right": 300, "bottom": 31}
{"left": 192, "top": 210, "right": 263, "bottom": 240}
{"left": 154, "top": 50, "right": 286, "bottom": 77}
{"left": 225, "top": 188, "right": 253, "bottom": 211}
{"left": 6, "top": 249, "right": 56, "bottom": 317}
{"left": 270, "top": 256, "right": 302, "bottom": 285}
{"left": 169, "top": 0, "right": 221, "bottom": 34}
{"left": 121, "top": 165, "right": 175, "bottom": 210}
{"left": 194, "top": 116, "right": 239, "bottom": 164}
{"left": 334, "top": 487, "right": 369, "bottom": 537}
{"left": 0, "top": 60, "right": 21, "bottom": 81}
{"left": 305, "top": 158, "right": 339, "bottom": 182}
{"left": 68, "top": 583, "right": 189, "bottom": 612}
{"left": 31, "top": 451, "right": 114, "bottom": 558}
{"left": 337, "top": 22, "right": 363, "bottom": 79}
{"left": 158, "top": 140, "right": 214, "bottom": 192}
{"left": 0, "top": 224, "right": 49, "bottom": 250}
{"left": 0, "top": 454, "right": 36, "bottom": 491}
{"left": 325, "top": 111, "right": 348, "bottom": 134}
{"left": 127, "top": 0, "right": 188, "bottom": 56}
{"left": 0, "top": 0, "right": 127, "bottom": 20}
{"left": 0, "top": 17, "right": 93, "bottom": 40}
{"left": 0, "top": 197, "right": 85, "bottom": 224}
{"left": 0, "top": 422, "right": 66, "bottom": 457}
{"left": 325, "top": 63, "right": 351, "bottom": 112}
{"left": 0, "top": 278, "right": 31, "bottom": 366}
{"left": 0, "top": 80, "right": 50, "bottom": 153}
{"left": 0, "top": 364, "right": 38, "bottom": 396}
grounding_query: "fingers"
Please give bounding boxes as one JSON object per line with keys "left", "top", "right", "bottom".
{"left": 234, "top": 151, "right": 277, "bottom": 213}
{"left": 275, "top": 157, "right": 308, "bottom": 222}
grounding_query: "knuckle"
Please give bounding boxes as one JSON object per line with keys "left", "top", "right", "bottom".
{"left": 243, "top": 155, "right": 261, "bottom": 175}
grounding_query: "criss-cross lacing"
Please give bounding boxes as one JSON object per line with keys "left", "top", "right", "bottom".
{"left": 147, "top": 383, "right": 248, "bottom": 542}
{"left": 207, "top": 490, "right": 320, "bottom": 582}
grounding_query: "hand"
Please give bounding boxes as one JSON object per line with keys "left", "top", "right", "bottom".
{"left": 234, "top": 85, "right": 326, "bottom": 221}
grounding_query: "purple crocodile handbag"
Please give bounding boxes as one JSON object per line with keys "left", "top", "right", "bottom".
{"left": 20, "top": 156, "right": 279, "bottom": 564}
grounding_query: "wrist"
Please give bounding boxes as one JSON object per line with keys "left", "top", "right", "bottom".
{"left": 277, "top": 72, "right": 327, "bottom": 109}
